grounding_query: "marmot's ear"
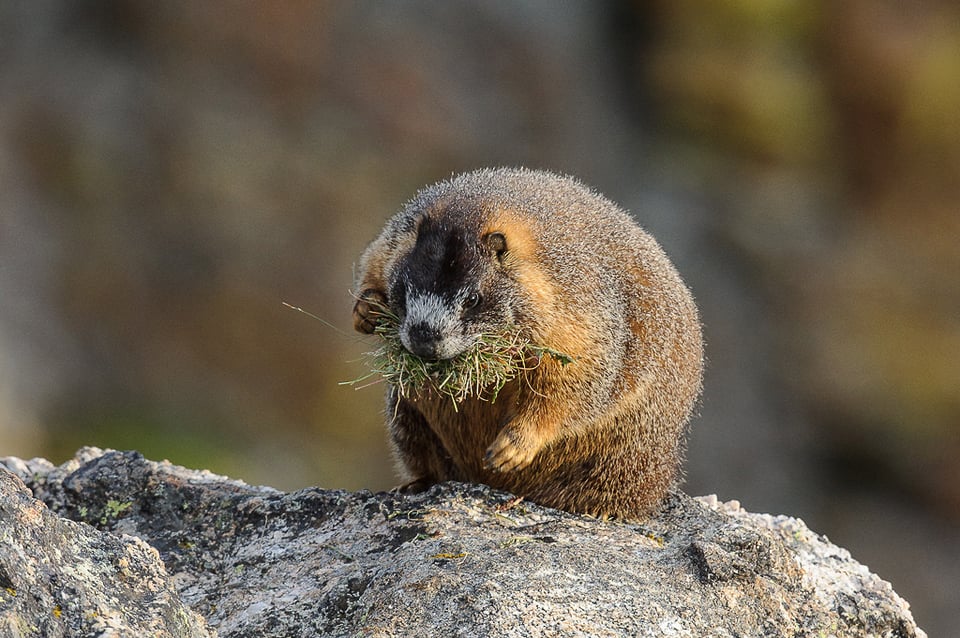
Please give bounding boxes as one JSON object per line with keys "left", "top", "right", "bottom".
{"left": 484, "top": 232, "right": 507, "bottom": 262}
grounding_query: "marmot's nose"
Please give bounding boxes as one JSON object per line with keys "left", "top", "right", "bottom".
{"left": 404, "top": 322, "right": 442, "bottom": 360}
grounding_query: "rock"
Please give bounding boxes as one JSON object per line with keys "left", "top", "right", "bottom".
{"left": 0, "top": 456, "right": 210, "bottom": 638}
{"left": 1, "top": 447, "right": 926, "bottom": 637}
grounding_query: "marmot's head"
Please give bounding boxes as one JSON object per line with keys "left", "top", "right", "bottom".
{"left": 385, "top": 211, "right": 520, "bottom": 361}
{"left": 355, "top": 169, "right": 582, "bottom": 362}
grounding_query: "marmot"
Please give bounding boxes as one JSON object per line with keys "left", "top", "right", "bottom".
{"left": 352, "top": 168, "right": 703, "bottom": 519}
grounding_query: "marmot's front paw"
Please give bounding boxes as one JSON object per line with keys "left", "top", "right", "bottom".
{"left": 352, "top": 289, "right": 388, "bottom": 334}
{"left": 484, "top": 427, "right": 542, "bottom": 473}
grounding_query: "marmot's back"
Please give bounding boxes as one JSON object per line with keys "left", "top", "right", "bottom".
{"left": 353, "top": 168, "right": 703, "bottom": 519}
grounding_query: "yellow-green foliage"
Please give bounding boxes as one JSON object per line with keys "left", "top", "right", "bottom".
{"left": 346, "top": 305, "right": 572, "bottom": 407}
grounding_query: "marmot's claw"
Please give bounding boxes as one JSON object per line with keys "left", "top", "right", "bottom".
{"left": 391, "top": 477, "right": 434, "bottom": 493}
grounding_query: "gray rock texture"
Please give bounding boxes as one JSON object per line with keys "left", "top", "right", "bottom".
{"left": 1, "top": 448, "right": 926, "bottom": 637}
{"left": 0, "top": 457, "right": 210, "bottom": 637}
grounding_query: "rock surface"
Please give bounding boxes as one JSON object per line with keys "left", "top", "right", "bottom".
{"left": 0, "top": 457, "right": 210, "bottom": 638}
{"left": 1, "top": 448, "right": 926, "bottom": 637}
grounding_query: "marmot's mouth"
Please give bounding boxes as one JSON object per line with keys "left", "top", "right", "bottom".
{"left": 399, "top": 324, "right": 476, "bottom": 362}
{"left": 399, "top": 325, "right": 447, "bottom": 360}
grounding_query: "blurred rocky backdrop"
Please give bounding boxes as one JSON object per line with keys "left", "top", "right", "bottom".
{"left": 0, "top": 1, "right": 957, "bottom": 633}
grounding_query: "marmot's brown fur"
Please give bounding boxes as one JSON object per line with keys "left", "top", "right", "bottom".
{"left": 353, "top": 168, "right": 703, "bottom": 519}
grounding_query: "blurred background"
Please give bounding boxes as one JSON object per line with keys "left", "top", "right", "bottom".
{"left": 1, "top": 1, "right": 957, "bottom": 633}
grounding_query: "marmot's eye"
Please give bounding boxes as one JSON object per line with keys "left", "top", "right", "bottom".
{"left": 464, "top": 292, "right": 481, "bottom": 310}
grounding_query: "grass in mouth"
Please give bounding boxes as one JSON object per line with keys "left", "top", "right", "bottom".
{"left": 343, "top": 304, "right": 573, "bottom": 408}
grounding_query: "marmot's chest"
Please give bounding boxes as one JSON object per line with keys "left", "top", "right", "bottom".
{"left": 413, "top": 383, "right": 520, "bottom": 475}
